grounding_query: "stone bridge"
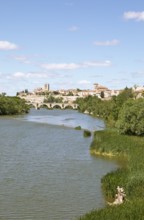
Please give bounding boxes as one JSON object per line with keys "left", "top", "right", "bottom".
{"left": 27, "top": 101, "right": 78, "bottom": 110}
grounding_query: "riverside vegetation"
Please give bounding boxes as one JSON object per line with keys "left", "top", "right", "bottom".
{"left": 1, "top": 89, "right": 144, "bottom": 219}
{"left": 0, "top": 95, "right": 30, "bottom": 115}
{"left": 76, "top": 87, "right": 144, "bottom": 220}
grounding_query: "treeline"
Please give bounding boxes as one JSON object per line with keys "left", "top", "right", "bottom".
{"left": 76, "top": 87, "right": 144, "bottom": 136}
{"left": 0, "top": 95, "right": 30, "bottom": 115}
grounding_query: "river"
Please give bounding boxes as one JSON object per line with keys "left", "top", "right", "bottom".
{"left": 0, "top": 109, "right": 118, "bottom": 220}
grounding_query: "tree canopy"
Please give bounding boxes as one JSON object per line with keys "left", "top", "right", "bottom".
{"left": 0, "top": 96, "right": 30, "bottom": 115}
{"left": 76, "top": 87, "right": 144, "bottom": 136}
{"left": 116, "top": 98, "right": 144, "bottom": 136}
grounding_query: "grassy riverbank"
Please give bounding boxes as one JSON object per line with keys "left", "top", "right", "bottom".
{"left": 77, "top": 129, "right": 144, "bottom": 220}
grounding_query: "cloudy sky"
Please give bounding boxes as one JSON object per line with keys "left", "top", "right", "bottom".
{"left": 0, "top": 0, "right": 144, "bottom": 95}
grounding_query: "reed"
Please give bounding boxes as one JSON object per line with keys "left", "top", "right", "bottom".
{"left": 77, "top": 129, "right": 144, "bottom": 220}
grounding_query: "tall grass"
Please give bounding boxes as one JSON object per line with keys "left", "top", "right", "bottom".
{"left": 78, "top": 200, "right": 144, "bottom": 220}
{"left": 77, "top": 129, "right": 144, "bottom": 220}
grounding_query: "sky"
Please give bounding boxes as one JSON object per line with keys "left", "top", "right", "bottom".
{"left": 0, "top": 0, "right": 144, "bottom": 95}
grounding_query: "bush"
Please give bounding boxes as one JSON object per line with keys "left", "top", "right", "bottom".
{"left": 83, "top": 130, "right": 91, "bottom": 137}
{"left": 75, "top": 126, "right": 82, "bottom": 130}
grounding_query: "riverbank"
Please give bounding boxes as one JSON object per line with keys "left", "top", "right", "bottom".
{"left": 77, "top": 129, "right": 144, "bottom": 220}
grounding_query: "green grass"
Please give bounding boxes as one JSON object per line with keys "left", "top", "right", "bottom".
{"left": 78, "top": 200, "right": 144, "bottom": 220}
{"left": 77, "top": 129, "right": 144, "bottom": 220}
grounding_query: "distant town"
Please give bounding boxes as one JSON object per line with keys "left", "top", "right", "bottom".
{"left": 1, "top": 82, "right": 144, "bottom": 110}
{"left": 16, "top": 83, "right": 118, "bottom": 105}
{"left": 16, "top": 83, "right": 144, "bottom": 103}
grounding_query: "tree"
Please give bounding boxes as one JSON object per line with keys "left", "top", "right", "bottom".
{"left": 0, "top": 96, "right": 30, "bottom": 115}
{"left": 116, "top": 98, "right": 144, "bottom": 136}
{"left": 1, "top": 92, "right": 6, "bottom": 96}
{"left": 76, "top": 88, "right": 82, "bottom": 91}
{"left": 115, "top": 87, "right": 134, "bottom": 107}
{"left": 100, "top": 91, "right": 105, "bottom": 99}
{"left": 25, "top": 89, "right": 29, "bottom": 94}
{"left": 109, "top": 87, "right": 134, "bottom": 121}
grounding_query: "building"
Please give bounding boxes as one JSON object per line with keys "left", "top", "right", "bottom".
{"left": 93, "top": 83, "right": 109, "bottom": 92}
{"left": 43, "top": 83, "right": 50, "bottom": 91}
{"left": 34, "top": 83, "right": 50, "bottom": 94}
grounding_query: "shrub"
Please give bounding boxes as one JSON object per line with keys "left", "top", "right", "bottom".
{"left": 83, "top": 130, "right": 91, "bottom": 137}
{"left": 75, "top": 126, "right": 82, "bottom": 130}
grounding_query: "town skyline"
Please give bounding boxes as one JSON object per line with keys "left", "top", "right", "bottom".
{"left": 17, "top": 82, "right": 144, "bottom": 102}
{"left": 0, "top": 0, "right": 144, "bottom": 95}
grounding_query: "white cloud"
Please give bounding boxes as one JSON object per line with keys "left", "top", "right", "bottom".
{"left": 0, "top": 41, "right": 18, "bottom": 50}
{"left": 13, "top": 72, "right": 48, "bottom": 79}
{"left": 83, "top": 60, "right": 111, "bottom": 67}
{"left": 78, "top": 80, "right": 91, "bottom": 85}
{"left": 13, "top": 72, "right": 25, "bottom": 78}
{"left": 41, "top": 63, "right": 79, "bottom": 70}
{"left": 94, "top": 39, "right": 119, "bottom": 46}
{"left": 41, "top": 60, "right": 111, "bottom": 70}
{"left": 123, "top": 11, "right": 144, "bottom": 21}
{"left": 68, "top": 26, "right": 79, "bottom": 32}
{"left": 13, "top": 55, "right": 31, "bottom": 64}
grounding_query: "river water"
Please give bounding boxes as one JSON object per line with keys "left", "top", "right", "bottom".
{"left": 0, "top": 109, "right": 118, "bottom": 220}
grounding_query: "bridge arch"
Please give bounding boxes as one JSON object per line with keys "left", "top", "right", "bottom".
{"left": 52, "top": 104, "right": 62, "bottom": 109}
{"left": 26, "top": 101, "right": 78, "bottom": 110}
{"left": 63, "top": 104, "right": 73, "bottom": 109}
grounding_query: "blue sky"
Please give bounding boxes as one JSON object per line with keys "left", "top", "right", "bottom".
{"left": 0, "top": 0, "right": 144, "bottom": 95}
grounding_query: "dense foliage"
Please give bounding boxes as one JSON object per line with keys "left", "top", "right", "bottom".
{"left": 76, "top": 87, "right": 144, "bottom": 136}
{"left": 0, "top": 96, "right": 30, "bottom": 115}
{"left": 116, "top": 98, "right": 144, "bottom": 135}
{"left": 83, "top": 130, "right": 91, "bottom": 137}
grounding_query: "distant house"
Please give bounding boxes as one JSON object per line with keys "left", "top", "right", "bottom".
{"left": 93, "top": 83, "right": 109, "bottom": 99}
{"left": 132, "top": 86, "right": 144, "bottom": 99}
{"left": 94, "top": 83, "right": 108, "bottom": 92}
{"left": 111, "top": 89, "right": 121, "bottom": 96}
{"left": 77, "top": 90, "right": 93, "bottom": 97}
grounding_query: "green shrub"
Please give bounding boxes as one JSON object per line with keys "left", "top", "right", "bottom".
{"left": 75, "top": 126, "right": 82, "bottom": 130}
{"left": 83, "top": 130, "right": 91, "bottom": 137}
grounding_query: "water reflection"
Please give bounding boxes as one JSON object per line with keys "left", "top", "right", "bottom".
{"left": 21, "top": 108, "right": 105, "bottom": 131}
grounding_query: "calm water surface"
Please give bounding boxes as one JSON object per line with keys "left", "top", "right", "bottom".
{"left": 0, "top": 109, "right": 118, "bottom": 220}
